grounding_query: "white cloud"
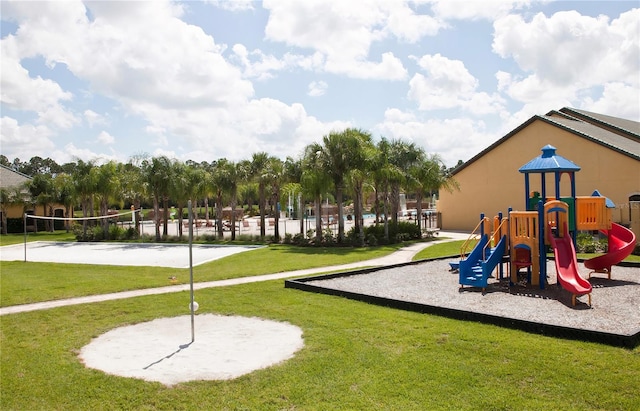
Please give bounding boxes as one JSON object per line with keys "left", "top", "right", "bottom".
{"left": 205, "top": 0, "right": 255, "bottom": 12}
{"left": 231, "top": 44, "right": 288, "bottom": 80}
{"left": 84, "top": 110, "right": 107, "bottom": 128}
{"left": 307, "top": 81, "right": 328, "bottom": 97}
{"left": 374, "top": 110, "right": 493, "bottom": 166}
{"left": 431, "top": 0, "right": 534, "bottom": 21}
{"left": 408, "top": 54, "right": 505, "bottom": 115}
{"left": 1, "top": 36, "right": 78, "bottom": 129}
{"left": 492, "top": 8, "right": 640, "bottom": 118}
{"left": 0, "top": 116, "right": 55, "bottom": 161}
{"left": 263, "top": 0, "right": 419, "bottom": 80}
{"left": 54, "top": 143, "right": 119, "bottom": 165}
{"left": 383, "top": 108, "right": 416, "bottom": 123}
{"left": 97, "top": 131, "right": 115, "bottom": 145}
{"left": 581, "top": 82, "right": 640, "bottom": 121}
{"left": 382, "top": 1, "right": 443, "bottom": 42}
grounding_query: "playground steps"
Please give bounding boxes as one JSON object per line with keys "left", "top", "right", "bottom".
{"left": 459, "top": 235, "right": 507, "bottom": 292}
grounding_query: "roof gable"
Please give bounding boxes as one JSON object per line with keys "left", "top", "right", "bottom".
{"left": 0, "top": 164, "right": 32, "bottom": 189}
{"left": 558, "top": 107, "right": 640, "bottom": 139}
{"left": 452, "top": 107, "right": 640, "bottom": 175}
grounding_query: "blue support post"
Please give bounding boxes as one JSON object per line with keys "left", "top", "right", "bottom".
{"left": 524, "top": 174, "right": 530, "bottom": 210}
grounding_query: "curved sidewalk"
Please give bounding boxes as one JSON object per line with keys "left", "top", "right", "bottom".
{"left": 0, "top": 232, "right": 469, "bottom": 316}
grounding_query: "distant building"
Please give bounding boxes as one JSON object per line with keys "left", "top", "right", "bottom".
{"left": 437, "top": 108, "right": 640, "bottom": 238}
{"left": 0, "top": 164, "right": 65, "bottom": 232}
{"left": 0, "top": 164, "right": 31, "bottom": 219}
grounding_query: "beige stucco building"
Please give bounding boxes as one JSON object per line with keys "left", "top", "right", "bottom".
{"left": 438, "top": 108, "right": 640, "bottom": 237}
{"left": 0, "top": 164, "right": 32, "bottom": 218}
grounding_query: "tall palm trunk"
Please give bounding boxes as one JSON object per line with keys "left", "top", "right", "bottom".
{"left": 153, "top": 196, "right": 161, "bottom": 241}
{"left": 336, "top": 185, "right": 344, "bottom": 243}
{"left": 259, "top": 183, "right": 266, "bottom": 238}
{"left": 230, "top": 195, "right": 237, "bottom": 241}
{"left": 216, "top": 192, "right": 224, "bottom": 239}
{"left": 315, "top": 195, "right": 322, "bottom": 245}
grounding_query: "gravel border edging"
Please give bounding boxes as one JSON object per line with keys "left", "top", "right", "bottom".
{"left": 285, "top": 257, "right": 640, "bottom": 348}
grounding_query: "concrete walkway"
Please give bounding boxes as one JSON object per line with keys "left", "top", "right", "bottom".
{"left": 0, "top": 232, "right": 470, "bottom": 316}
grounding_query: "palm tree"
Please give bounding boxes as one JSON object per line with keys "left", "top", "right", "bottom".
{"left": 265, "top": 157, "right": 284, "bottom": 240}
{"left": 210, "top": 159, "right": 231, "bottom": 240}
{"left": 302, "top": 143, "right": 331, "bottom": 244}
{"left": 283, "top": 156, "right": 304, "bottom": 234}
{"left": 72, "top": 159, "right": 98, "bottom": 237}
{"left": 120, "top": 157, "right": 148, "bottom": 234}
{"left": 316, "top": 129, "right": 365, "bottom": 242}
{"left": 94, "top": 161, "right": 121, "bottom": 238}
{"left": 54, "top": 172, "right": 75, "bottom": 232}
{"left": 387, "top": 139, "right": 425, "bottom": 225}
{"left": 142, "top": 156, "right": 173, "bottom": 241}
{"left": 226, "top": 161, "right": 244, "bottom": 241}
{"left": 343, "top": 129, "right": 374, "bottom": 246}
{"left": 28, "top": 173, "right": 56, "bottom": 232}
{"left": 372, "top": 138, "right": 402, "bottom": 242}
{"left": 250, "top": 152, "right": 270, "bottom": 239}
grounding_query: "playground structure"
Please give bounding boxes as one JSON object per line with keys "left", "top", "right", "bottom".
{"left": 457, "top": 145, "right": 636, "bottom": 306}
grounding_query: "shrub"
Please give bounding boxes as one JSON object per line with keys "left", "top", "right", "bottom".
{"left": 108, "top": 224, "right": 122, "bottom": 240}
{"left": 576, "top": 232, "right": 608, "bottom": 254}
{"left": 123, "top": 227, "right": 138, "bottom": 240}
{"left": 352, "top": 221, "right": 422, "bottom": 246}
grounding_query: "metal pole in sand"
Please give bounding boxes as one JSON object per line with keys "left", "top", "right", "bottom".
{"left": 188, "top": 200, "right": 195, "bottom": 342}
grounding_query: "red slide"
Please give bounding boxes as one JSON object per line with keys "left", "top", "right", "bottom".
{"left": 585, "top": 223, "right": 636, "bottom": 276}
{"left": 548, "top": 222, "right": 592, "bottom": 306}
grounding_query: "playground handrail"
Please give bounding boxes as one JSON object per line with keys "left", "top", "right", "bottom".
{"left": 461, "top": 217, "right": 489, "bottom": 259}
{"left": 484, "top": 217, "right": 509, "bottom": 259}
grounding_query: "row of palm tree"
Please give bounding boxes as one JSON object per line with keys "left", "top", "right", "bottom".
{"left": 1, "top": 128, "right": 456, "bottom": 244}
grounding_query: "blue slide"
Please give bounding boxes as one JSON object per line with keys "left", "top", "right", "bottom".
{"left": 459, "top": 234, "right": 507, "bottom": 293}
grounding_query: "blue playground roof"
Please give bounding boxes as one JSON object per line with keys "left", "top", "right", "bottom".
{"left": 519, "top": 144, "right": 581, "bottom": 173}
{"left": 591, "top": 189, "right": 616, "bottom": 208}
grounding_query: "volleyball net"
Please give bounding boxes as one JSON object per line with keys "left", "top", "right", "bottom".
{"left": 25, "top": 209, "right": 139, "bottom": 222}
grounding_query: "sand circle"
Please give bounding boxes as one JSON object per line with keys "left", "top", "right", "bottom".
{"left": 79, "top": 314, "right": 304, "bottom": 385}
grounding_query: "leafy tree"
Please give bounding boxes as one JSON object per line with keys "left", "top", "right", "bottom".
{"left": 72, "top": 159, "right": 97, "bottom": 238}
{"left": 28, "top": 173, "right": 56, "bottom": 232}
{"left": 265, "top": 156, "right": 284, "bottom": 240}
{"left": 302, "top": 143, "right": 331, "bottom": 244}
{"left": 316, "top": 129, "right": 366, "bottom": 242}
{"left": 343, "top": 129, "right": 375, "bottom": 246}
{"left": 54, "top": 173, "right": 75, "bottom": 232}
{"left": 210, "top": 159, "right": 231, "bottom": 240}
{"left": 250, "top": 152, "right": 271, "bottom": 239}
{"left": 142, "top": 156, "right": 173, "bottom": 241}
{"left": 120, "top": 157, "right": 148, "bottom": 233}
{"left": 387, "top": 139, "right": 425, "bottom": 225}
{"left": 93, "top": 161, "right": 121, "bottom": 238}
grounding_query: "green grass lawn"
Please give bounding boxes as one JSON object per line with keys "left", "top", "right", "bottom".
{"left": 0, "top": 230, "right": 76, "bottom": 245}
{"left": 1, "top": 237, "right": 639, "bottom": 410}
{"left": 0, "top": 243, "right": 404, "bottom": 307}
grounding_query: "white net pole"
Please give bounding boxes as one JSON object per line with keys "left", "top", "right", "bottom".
{"left": 23, "top": 213, "right": 27, "bottom": 262}
{"left": 188, "top": 200, "right": 195, "bottom": 343}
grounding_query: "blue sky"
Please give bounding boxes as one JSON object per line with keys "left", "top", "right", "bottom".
{"left": 1, "top": 0, "right": 638, "bottom": 168}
